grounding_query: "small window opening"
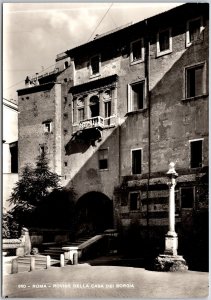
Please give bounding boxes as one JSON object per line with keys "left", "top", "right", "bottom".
{"left": 39, "top": 145, "right": 45, "bottom": 155}
{"left": 130, "top": 192, "right": 140, "bottom": 210}
{"left": 99, "top": 149, "right": 108, "bottom": 170}
{"left": 190, "top": 140, "right": 202, "bottom": 168}
{"left": 43, "top": 122, "right": 52, "bottom": 133}
{"left": 131, "top": 40, "right": 143, "bottom": 62}
{"left": 181, "top": 187, "right": 194, "bottom": 208}
{"left": 132, "top": 149, "right": 142, "bottom": 174}
{"left": 90, "top": 55, "right": 100, "bottom": 75}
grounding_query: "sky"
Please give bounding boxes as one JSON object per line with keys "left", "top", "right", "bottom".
{"left": 3, "top": 2, "right": 183, "bottom": 102}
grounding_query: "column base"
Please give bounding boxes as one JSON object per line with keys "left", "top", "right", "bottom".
{"left": 165, "top": 233, "right": 178, "bottom": 256}
{"left": 154, "top": 254, "right": 188, "bottom": 272}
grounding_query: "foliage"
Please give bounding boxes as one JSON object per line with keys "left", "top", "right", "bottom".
{"left": 2, "top": 212, "right": 19, "bottom": 239}
{"left": 9, "top": 152, "right": 61, "bottom": 228}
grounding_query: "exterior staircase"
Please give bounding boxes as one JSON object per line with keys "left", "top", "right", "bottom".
{"left": 42, "top": 235, "right": 94, "bottom": 259}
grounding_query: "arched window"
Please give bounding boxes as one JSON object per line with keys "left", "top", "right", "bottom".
{"left": 89, "top": 95, "right": 99, "bottom": 118}
{"left": 64, "top": 61, "right": 69, "bottom": 69}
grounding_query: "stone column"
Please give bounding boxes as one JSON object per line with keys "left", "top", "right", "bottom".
{"left": 154, "top": 162, "right": 188, "bottom": 272}
{"left": 165, "top": 162, "right": 178, "bottom": 256}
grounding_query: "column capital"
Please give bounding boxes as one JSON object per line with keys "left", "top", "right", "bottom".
{"left": 166, "top": 162, "right": 178, "bottom": 178}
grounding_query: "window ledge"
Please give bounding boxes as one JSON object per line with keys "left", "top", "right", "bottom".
{"left": 126, "top": 108, "right": 148, "bottom": 116}
{"left": 182, "top": 94, "right": 208, "bottom": 102}
{"left": 186, "top": 38, "right": 204, "bottom": 48}
{"left": 156, "top": 49, "right": 172, "bottom": 58}
{"left": 90, "top": 73, "right": 101, "bottom": 79}
{"left": 190, "top": 166, "right": 203, "bottom": 170}
{"left": 130, "top": 59, "right": 144, "bottom": 66}
{"left": 99, "top": 169, "right": 109, "bottom": 172}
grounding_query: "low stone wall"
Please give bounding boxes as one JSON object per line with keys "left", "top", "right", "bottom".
{"left": 29, "top": 229, "right": 70, "bottom": 248}
{"left": 3, "top": 238, "right": 21, "bottom": 255}
{"left": 3, "top": 227, "right": 31, "bottom": 256}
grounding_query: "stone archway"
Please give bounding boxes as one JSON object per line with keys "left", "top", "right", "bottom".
{"left": 75, "top": 192, "right": 113, "bottom": 236}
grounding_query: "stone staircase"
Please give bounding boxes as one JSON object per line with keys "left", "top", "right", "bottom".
{"left": 42, "top": 235, "right": 93, "bottom": 259}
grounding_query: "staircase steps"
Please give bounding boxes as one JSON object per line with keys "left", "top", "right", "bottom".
{"left": 41, "top": 235, "right": 103, "bottom": 260}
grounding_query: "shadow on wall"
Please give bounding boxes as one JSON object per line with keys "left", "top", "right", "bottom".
{"left": 65, "top": 128, "right": 102, "bottom": 155}
{"left": 32, "top": 188, "right": 77, "bottom": 233}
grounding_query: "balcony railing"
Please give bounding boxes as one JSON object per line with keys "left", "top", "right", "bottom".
{"left": 79, "top": 116, "right": 115, "bottom": 130}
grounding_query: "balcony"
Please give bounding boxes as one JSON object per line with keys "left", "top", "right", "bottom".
{"left": 79, "top": 116, "right": 115, "bottom": 130}
{"left": 79, "top": 116, "right": 104, "bottom": 130}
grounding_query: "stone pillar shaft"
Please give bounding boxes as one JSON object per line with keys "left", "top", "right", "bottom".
{"left": 168, "top": 178, "right": 176, "bottom": 234}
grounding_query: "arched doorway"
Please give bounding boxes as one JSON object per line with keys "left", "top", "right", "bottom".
{"left": 75, "top": 192, "right": 113, "bottom": 236}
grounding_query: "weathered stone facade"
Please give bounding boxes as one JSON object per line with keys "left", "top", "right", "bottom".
{"left": 17, "top": 4, "right": 208, "bottom": 267}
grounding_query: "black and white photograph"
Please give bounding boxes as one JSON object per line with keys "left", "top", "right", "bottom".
{"left": 2, "top": 2, "right": 209, "bottom": 298}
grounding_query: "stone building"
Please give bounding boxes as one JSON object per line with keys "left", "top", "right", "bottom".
{"left": 17, "top": 3, "right": 208, "bottom": 265}
{"left": 3, "top": 98, "right": 18, "bottom": 212}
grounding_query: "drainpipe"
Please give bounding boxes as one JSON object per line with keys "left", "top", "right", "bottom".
{"left": 144, "top": 20, "right": 151, "bottom": 244}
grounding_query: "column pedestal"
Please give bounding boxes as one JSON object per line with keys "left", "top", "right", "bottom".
{"left": 164, "top": 232, "right": 178, "bottom": 256}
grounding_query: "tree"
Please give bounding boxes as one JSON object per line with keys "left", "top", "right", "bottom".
{"left": 9, "top": 152, "right": 61, "bottom": 229}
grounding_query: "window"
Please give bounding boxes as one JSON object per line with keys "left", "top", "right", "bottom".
{"left": 128, "top": 81, "right": 145, "bottom": 112}
{"left": 90, "top": 55, "right": 100, "bottom": 76}
{"left": 43, "top": 121, "right": 52, "bottom": 133}
{"left": 132, "top": 149, "right": 142, "bottom": 174}
{"left": 186, "top": 64, "right": 204, "bottom": 98}
{"left": 9, "top": 142, "right": 18, "bottom": 173}
{"left": 104, "top": 101, "right": 111, "bottom": 118}
{"left": 77, "top": 97, "right": 85, "bottom": 122}
{"left": 130, "top": 39, "right": 144, "bottom": 64}
{"left": 129, "top": 192, "right": 140, "bottom": 210}
{"left": 99, "top": 149, "right": 108, "bottom": 170}
{"left": 157, "top": 28, "right": 172, "bottom": 56}
{"left": 190, "top": 139, "right": 203, "bottom": 168}
{"left": 64, "top": 61, "right": 69, "bottom": 69}
{"left": 39, "top": 144, "right": 47, "bottom": 155}
{"left": 186, "top": 17, "right": 204, "bottom": 47}
{"left": 90, "top": 95, "right": 99, "bottom": 118}
{"left": 181, "top": 187, "right": 194, "bottom": 209}
{"left": 78, "top": 108, "right": 85, "bottom": 122}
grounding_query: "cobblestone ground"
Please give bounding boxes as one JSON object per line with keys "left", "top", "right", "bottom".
{"left": 3, "top": 263, "right": 209, "bottom": 298}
